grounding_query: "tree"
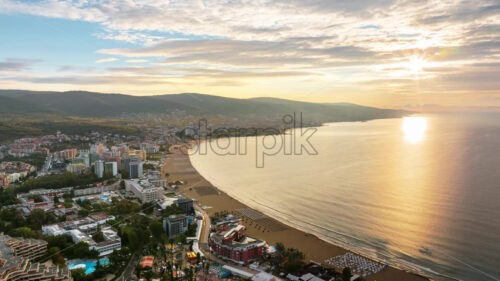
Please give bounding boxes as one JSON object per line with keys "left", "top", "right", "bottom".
{"left": 162, "top": 205, "right": 183, "bottom": 217}
{"left": 143, "top": 163, "right": 156, "bottom": 170}
{"left": 0, "top": 187, "right": 19, "bottom": 206}
{"left": 120, "top": 226, "right": 140, "bottom": 250}
{"left": 78, "top": 209, "right": 90, "bottom": 217}
{"left": 272, "top": 242, "right": 304, "bottom": 274}
{"left": 10, "top": 226, "right": 37, "bottom": 238}
{"left": 70, "top": 242, "right": 99, "bottom": 259}
{"left": 142, "top": 202, "right": 155, "bottom": 214}
{"left": 150, "top": 221, "right": 164, "bottom": 239}
{"left": 136, "top": 264, "right": 142, "bottom": 279}
{"left": 143, "top": 270, "right": 153, "bottom": 281}
{"left": 92, "top": 231, "right": 105, "bottom": 243}
{"left": 275, "top": 242, "right": 285, "bottom": 255}
{"left": 71, "top": 268, "right": 87, "bottom": 281}
{"left": 342, "top": 267, "right": 352, "bottom": 281}
{"left": 120, "top": 180, "right": 125, "bottom": 189}
{"left": 92, "top": 260, "right": 110, "bottom": 279}
{"left": 19, "top": 172, "right": 99, "bottom": 192}
{"left": 47, "top": 246, "right": 65, "bottom": 266}
{"left": 27, "top": 209, "right": 55, "bottom": 229}
{"left": 28, "top": 194, "right": 43, "bottom": 202}
{"left": 120, "top": 170, "right": 130, "bottom": 179}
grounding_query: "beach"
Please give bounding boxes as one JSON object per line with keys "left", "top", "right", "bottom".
{"left": 163, "top": 144, "right": 429, "bottom": 281}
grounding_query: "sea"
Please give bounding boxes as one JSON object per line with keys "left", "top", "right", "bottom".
{"left": 189, "top": 113, "right": 500, "bottom": 281}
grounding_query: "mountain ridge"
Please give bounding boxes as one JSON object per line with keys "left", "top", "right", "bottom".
{"left": 0, "top": 90, "right": 408, "bottom": 123}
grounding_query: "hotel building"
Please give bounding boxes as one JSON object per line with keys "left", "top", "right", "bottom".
{"left": 0, "top": 235, "right": 71, "bottom": 281}
{"left": 42, "top": 213, "right": 120, "bottom": 257}
{"left": 163, "top": 215, "right": 189, "bottom": 237}
{"left": 209, "top": 221, "right": 267, "bottom": 265}
{"left": 125, "top": 179, "right": 163, "bottom": 203}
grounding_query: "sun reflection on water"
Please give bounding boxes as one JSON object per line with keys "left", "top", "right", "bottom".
{"left": 403, "top": 117, "right": 428, "bottom": 143}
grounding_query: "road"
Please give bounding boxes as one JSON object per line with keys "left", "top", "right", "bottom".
{"left": 194, "top": 204, "right": 211, "bottom": 246}
{"left": 163, "top": 149, "right": 258, "bottom": 276}
{"left": 115, "top": 245, "right": 143, "bottom": 281}
{"left": 38, "top": 154, "right": 52, "bottom": 176}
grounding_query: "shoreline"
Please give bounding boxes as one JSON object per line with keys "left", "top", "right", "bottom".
{"left": 163, "top": 143, "right": 431, "bottom": 281}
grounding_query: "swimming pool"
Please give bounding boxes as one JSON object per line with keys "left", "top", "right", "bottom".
{"left": 68, "top": 259, "right": 110, "bottom": 274}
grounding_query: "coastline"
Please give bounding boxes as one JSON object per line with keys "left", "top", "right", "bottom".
{"left": 163, "top": 143, "right": 430, "bottom": 281}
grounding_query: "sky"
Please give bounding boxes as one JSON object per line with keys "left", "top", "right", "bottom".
{"left": 0, "top": 0, "right": 499, "bottom": 110}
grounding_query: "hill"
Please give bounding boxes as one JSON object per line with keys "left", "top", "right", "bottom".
{"left": 0, "top": 90, "right": 407, "bottom": 123}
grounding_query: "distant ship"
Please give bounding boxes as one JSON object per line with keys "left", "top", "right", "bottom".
{"left": 419, "top": 246, "right": 432, "bottom": 256}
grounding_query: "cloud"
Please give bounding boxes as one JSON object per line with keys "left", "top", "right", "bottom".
{"left": 0, "top": 58, "right": 41, "bottom": 72}
{"left": 415, "top": 1, "right": 500, "bottom": 25}
{"left": 0, "top": 0, "right": 499, "bottom": 107}
{"left": 125, "top": 59, "right": 148, "bottom": 63}
{"left": 96, "top": 58, "right": 118, "bottom": 63}
{"left": 98, "top": 38, "right": 378, "bottom": 69}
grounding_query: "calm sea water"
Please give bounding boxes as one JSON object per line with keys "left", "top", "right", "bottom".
{"left": 189, "top": 113, "right": 500, "bottom": 281}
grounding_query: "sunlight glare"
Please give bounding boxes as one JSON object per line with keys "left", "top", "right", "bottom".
{"left": 403, "top": 117, "right": 427, "bottom": 143}
{"left": 409, "top": 56, "right": 425, "bottom": 73}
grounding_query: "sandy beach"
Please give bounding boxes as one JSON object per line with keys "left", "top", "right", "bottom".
{"left": 163, "top": 144, "right": 429, "bottom": 281}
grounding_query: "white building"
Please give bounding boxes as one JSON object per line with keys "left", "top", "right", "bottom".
{"left": 95, "top": 160, "right": 105, "bottom": 178}
{"left": 125, "top": 179, "right": 163, "bottom": 203}
{"left": 41, "top": 213, "right": 120, "bottom": 257}
{"left": 89, "top": 227, "right": 121, "bottom": 256}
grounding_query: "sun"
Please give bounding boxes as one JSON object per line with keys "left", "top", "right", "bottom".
{"left": 409, "top": 56, "right": 425, "bottom": 73}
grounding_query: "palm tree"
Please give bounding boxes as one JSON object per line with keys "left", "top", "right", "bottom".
{"left": 342, "top": 267, "right": 352, "bottom": 281}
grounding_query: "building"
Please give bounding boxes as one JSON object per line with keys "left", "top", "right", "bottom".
{"left": 146, "top": 170, "right": 167, "bottom": 187}
{"left": 17, "top": 194, "right": 54, "bottom": 211}
{"left": 163, "top": 214, "right": 188, "bottom": 237}
{"left": 22, "top": 187, "right": 72, "bottom": 197}
{"left": 3, "top": 237, "right": 47, "bottom": 260}
{"left": 7, "top": 145, "right": 49, "bottom": 157}
{"left": 89, "top": 227, "right": 122, "bottom": 256}
{"left": 72, "top": 151, "right": 90, "bottom": 168}
{"left": 42, "top": 213, "right": 120, "bottom": 256}
{"left": 55, "top": 149, "right": 77, "bottom": 160}
{"left": 252, "top": 272, "right": 283, "bottom": 281}
{"left": 176, "top": 198, "right": 194, "bottom": 215}
{"left": 42, "top": 213, "right": 114, "bottom": 236}
{"left": 120, "top": 157, "right": 143, "bottom": 179}
{"left": 73, "top": 184, "right": 119, "bottom": 196}
{"left": 213, "top": 215, "right": 241, "bottom": 228}
{"left": 111, "top": 144, "right": 128, "bottom": 157}
{"left": 140, "top": 143, "right": 159, "bottom": 154}
{"left": 66, "top": 163, "right": 87, "bottom": 174}
{"left": 125, "top": 179, "right": 163, "bottom": 203}
{"left": 129, "top": 161, "right": 143, "bottom": 179}
{"left": 89, "top": 153, "right": 101, "bottom": 166}
{"left": 0, "top": 162, "right": 36, "bottom": 185}
{"left": 104, "top": 162, "right": 118, "bottom": 176}
{"left": 0, "top": 235, "right": 71, "bottom": 281}
{"left": 90, "top": 143, "right": 106, "bottom": 154}
{"left": 123, "top": 149, "right": 146, "bottom": 161}
{"left": 95, "top": 160, "right": 105, "bottom": 178}
{"left": 209, "top": 221, "right": 267, "bottom": 265}
{"left": 0, "top": 176, "right": 9, "bottom": 188}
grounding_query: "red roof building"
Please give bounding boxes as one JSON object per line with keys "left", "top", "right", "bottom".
{"left": 209, "top": 222, "right": 267, "bottom": 265}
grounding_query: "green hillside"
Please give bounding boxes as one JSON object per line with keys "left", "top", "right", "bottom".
{"left": 0, "top": 90, "right": 407, "bottom": 122}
